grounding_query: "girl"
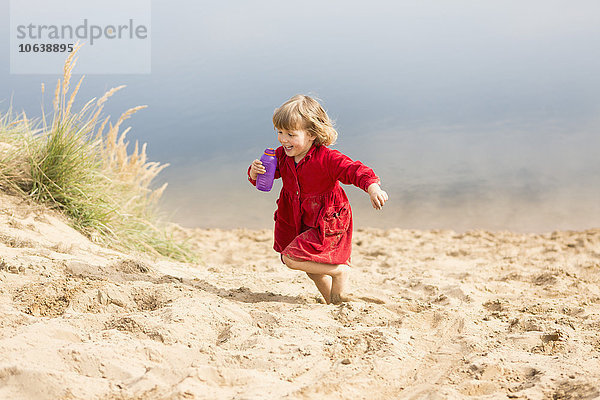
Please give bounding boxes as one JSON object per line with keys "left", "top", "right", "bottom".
{"left": 248, "top": 95, "right": 388, "bottom": 304}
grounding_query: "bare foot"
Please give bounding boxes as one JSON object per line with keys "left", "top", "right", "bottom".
{"left": 330, "top": 265, "right": 350, "bottom": 305}
{"left": 331, "top": 294, "right": 354, "bottom": 305}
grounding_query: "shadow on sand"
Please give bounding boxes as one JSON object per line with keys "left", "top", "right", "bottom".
{"left": 156, "top": 274, "right": 309, "bottom": 304}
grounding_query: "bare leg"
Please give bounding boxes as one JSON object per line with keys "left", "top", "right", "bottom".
{"left": 307, "top": 273, "right": 332, "bottom": 304}
{"left": 282, "top": 255, "right": 349, "bottom": 305}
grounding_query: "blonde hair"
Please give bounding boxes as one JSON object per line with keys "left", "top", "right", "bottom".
{"left": 272, "top": 94, "right": 338, "bottom": 146}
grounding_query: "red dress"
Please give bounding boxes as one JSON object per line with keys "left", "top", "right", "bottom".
{"left": 248, "top": 144, "right": 380, "bottom": 265}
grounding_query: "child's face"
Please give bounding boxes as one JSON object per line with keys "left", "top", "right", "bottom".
{"left": 277, "top": 128, "right": 316, "bottom": 161}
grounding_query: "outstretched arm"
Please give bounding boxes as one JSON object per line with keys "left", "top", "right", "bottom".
{"left": 327, "top": 149, "right": 380, "bottom": 190}
{"left": 327, "top": 149, "right": 388, "bottom": 210}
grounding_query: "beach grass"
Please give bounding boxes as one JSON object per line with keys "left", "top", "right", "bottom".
{"left": 0, "top": 44, "right": 197, "bottom": 263}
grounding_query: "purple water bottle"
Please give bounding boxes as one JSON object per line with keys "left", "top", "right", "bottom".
{"left": 256, "top": 148, "right": 277, "bottom": 192}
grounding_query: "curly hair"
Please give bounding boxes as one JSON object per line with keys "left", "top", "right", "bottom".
{"left": 272, "top": 94, "right": 338, "bottom": 146}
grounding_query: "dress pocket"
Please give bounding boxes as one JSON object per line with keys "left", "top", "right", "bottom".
{"left": 322, "top": 205, "right": 350, "bottom": 236}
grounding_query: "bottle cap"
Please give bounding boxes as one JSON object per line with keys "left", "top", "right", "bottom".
{"left": 264, "top": 148, "right": 275, "bottom": 156}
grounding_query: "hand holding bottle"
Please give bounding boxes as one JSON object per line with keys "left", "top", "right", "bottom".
{"left": 249, "top": 159, "right": 266, "bottom": 180}
{"left": 253, "top": 148, "right": 277, "bottom": 192}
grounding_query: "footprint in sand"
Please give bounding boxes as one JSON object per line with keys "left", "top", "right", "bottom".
{"left": 550, "top": 380, "right": 599, "bottom": 400}
{"left": 357, "top": 295, "right": 386, "bottom": 304}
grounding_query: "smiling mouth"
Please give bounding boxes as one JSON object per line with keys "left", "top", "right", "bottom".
{"left": 283, "top": 146, "right": 293, "bottom": 151}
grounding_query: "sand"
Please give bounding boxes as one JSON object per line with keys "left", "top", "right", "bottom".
{"left": 1, "top": 190, "right": 600, "bottom": 399}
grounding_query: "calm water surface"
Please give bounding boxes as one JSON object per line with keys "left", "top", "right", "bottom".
{"left": 1, "top": 1, "right": 599, "bottom": 231}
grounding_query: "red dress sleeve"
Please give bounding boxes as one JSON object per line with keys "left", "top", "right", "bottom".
{"left": 326, "top": 149, "right": 380, "bottom": 192}
{"left": 247, "top": 165, "right": 257, "bottom": 186}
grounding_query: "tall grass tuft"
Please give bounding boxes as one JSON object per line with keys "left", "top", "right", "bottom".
{"left": 0, "top": 44, "right": 197, "bottom": 262}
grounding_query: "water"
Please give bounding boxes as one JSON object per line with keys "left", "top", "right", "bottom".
{"left": 1, "top": 0, "right": 599, "bottom": 232}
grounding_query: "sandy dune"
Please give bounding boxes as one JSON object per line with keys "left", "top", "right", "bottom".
{"left": 1, "top": 191, "right": 599, "bottom": 399}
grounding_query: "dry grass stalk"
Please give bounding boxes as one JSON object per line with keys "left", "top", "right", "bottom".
{"left": 0, "top": 43, "right": 195, "bottom": 262}
{"left": 65, "top": 75, "right": 85, "bottom": 117}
